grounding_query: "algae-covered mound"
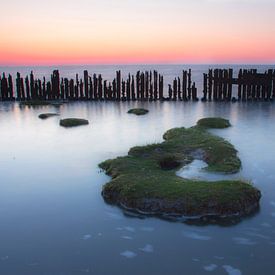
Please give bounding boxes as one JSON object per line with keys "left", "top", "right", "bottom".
{"left": 60, "top": 118, "right": 89, "bottom": 128}
{"left": 197, "top": 117, "right": 231, "bottom": 129}
{"left": 39, "top": 113, "right": 59, "bottom": 119}
{"left": 99, "top": 118, "right": 261, "bottom": 221}
{"left": 128, "top": 108, "right": 149, "bottom": 116}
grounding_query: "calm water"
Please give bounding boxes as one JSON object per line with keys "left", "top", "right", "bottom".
{"left": 0, "top": 65, "right": 275, "bottom": 275}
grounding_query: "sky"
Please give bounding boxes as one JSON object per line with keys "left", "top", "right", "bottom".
{"left": 1, "top": 0, "right": 275, "bottom": 65}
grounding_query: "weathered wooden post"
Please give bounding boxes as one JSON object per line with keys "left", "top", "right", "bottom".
{"left": 208, "top": 69, "right": 213, "bottom": 101}
{"left": 168, "top": 84, "right": 172, "bottom": 100}
{"left": 42, "top": 77, "right": 46, "bottom": 100}
{"left": 126, "top": 75, "right": 131, "bottom": 101}
{"left": 222, "top": 69, "right": 228, "bottom": 100}
{"left": 131, "top": 75, "right": 136, "bottom": 100}
{"left": 98, "top": 74, "right": 103, "bottom": 100}
{"left": 159, "top": 75, "right": 164, "bottom": 101}
{"left": 20, "top": 77, "right": 25, "bottom": 100}
{"left": 46, "top": 81, "right": 51, "bottom": 100}
{"left": 187, "top": 69, "right": 192, "bottom": 100}
{"left": 103, "top": 80, "right": 107, "bottom": 100}
{"left": 89, "top": 77, "right": 93, "bottom": 100}
{"left": 202, "top": 73, "right": 207, "bottom": 101}
{"left": 177, "top": 77, "right": 181, "bottom": 100}
{"left": 122, "top": 80, "right": 126, "bottom": 100}
{"left": 16, "top": 73, "right": 21, "bottom": 100}
{"left": 213, "top": 69, "right": 218, "bottom": 101}
{"left": 60, "top": 78, "right": 65, "bottom": 100}
{"left": 80, "top": 79, "right": 84, "bottom": 99}
{"left": 141, "top": 72, "right": 145, "bottom": 100}
{"left": 93, "top": 74, "right": 98, "bottom": 100}
{"left": 267, "top": 69, "right": 273, "bottom": 100}
{"left": 192, "top": 82, "right": 198, "bottom": 101}
{"left": 25, "top": 76, "right": 30, "bottom": 100}
{"left": 228, "top": 69, "right": 233, "bottom": 101}
{"left": 112, "top": 79, "right": 117, "bottom": 100}
{"left": 30, "top": 71, "right": 34, "bottom": 100}
{"left": 84, "top": 70, "right": 89, "bottom": 100}
{"left": 69, "top": 79, "right": 74, "bottom": 100}
{"left": 136, "top": 71, "right": 140, "bottom": 100}
{"left": 242, "top": 70, "right": 248, "bottom": 101}
{"left": 115, "top": 71, "right": 121, "bottom": 100}
{"left": 237, "top": 69, "right": 242, "bottom": 100}
{"left": 64, "top": 78, "right": 69, "bottom": 99}
{"left": 153, "top": 71, "right": 158, "bottom": 100}
{"left": 218, "top": 70, "right": 223, "bottom": 100}
{"left": 272, "top": 70, "right": 275, "bottom": 99}
{"left": 7, "top": 74, "right": 13, "bottom": 100}
{"left": 182, "top": 71, "right": 187, "bottom": 101}
{"left": 173, "top": 78, "right": 177, "bottom": 100}
{"left": 145, "top": 71, "right": 149, "bottom": 99}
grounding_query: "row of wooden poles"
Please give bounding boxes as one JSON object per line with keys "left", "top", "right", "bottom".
{"left": 202, "top": 69, "right": 275, "bottom": 101}
{"left": 0, "top": 69, "right": 198, "bottom": 102}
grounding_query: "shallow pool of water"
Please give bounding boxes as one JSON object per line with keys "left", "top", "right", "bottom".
{"left": 177, "top": 160, "right": 243, "bottom": 181}
{"left": 0, "top": 100, "right": 275, "bottom": 275}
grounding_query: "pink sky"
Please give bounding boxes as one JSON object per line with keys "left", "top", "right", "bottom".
{"left": 1, "top": 0, "right": 275, "bottom": 65}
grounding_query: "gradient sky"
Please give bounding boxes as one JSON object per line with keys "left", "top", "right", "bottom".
{"left": 1, "top": 0, "right": 275, "bottom": 65}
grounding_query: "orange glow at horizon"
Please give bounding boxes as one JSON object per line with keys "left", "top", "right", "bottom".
{"left": 1, "top": 0, "right": 275, "bottom": 66}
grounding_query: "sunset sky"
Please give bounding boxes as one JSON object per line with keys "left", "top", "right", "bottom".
{"left": 1, "top": 0, "right": 275, "bottom": 65}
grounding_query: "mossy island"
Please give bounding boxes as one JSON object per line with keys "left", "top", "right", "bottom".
{"left": 197, "top": 117, "right": 231, "bottom": 129}
{"left": 38, "top": 113, "right": 59, "bottom": 119}
{"left": 60, "top": 118, "right": 89, "bottom": 128}
{"left": 128, "top": 108, "right": 149, "bottom": 116}
{"left": 99, "top": 117, "right": 261, "bottom": 222}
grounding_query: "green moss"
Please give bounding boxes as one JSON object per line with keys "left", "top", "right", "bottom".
{"left": 60, "top": 118, "right": 89, "bottom": 128}
{"left": 197, "top": 117, "right": 231, "bottom": 129}
{"left": 99, "top": 119, "right": 261, "bottom": 219}
{"left": 38, "top": 113, "right": 59, "bottom": 119}
{"left": 128, "top": 108, "right": 149, "bottom": 116}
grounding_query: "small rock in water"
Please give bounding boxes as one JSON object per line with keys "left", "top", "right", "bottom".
{"left": 223, "top": 265, "right": 242, "bottom": 275}
{"left": 204, "top": 264, "right": 218, "bottom": 272}
{"left": 139, "top": 244, "right": 154, "bottom": 253}
{"left": 120, "top": 251, "right": 137, "bottom": 259}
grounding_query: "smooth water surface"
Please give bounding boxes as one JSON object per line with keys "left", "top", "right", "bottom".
{"left": 0, "top": 66, "right": 275, "bottom": 275}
